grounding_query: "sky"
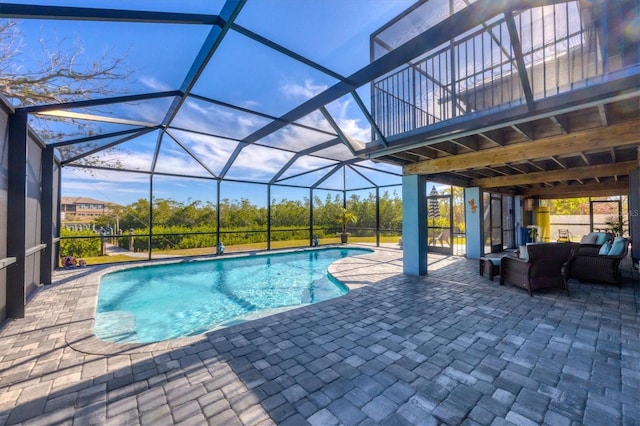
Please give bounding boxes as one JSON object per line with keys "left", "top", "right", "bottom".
{"left": 8, "top": 0, "right": 584, "bottom": 208}
{"left": 4, "top": 0, "right": 421, "bottom": 205}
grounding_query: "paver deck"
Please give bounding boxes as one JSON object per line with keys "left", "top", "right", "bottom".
{"left": 0, "top": 246, "right": 638, "bottom": 425}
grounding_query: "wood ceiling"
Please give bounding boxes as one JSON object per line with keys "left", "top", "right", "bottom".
{"left": 376, "top": 94, "right": 639, "bottom": 199}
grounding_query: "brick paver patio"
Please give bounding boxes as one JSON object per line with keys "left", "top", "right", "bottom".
{"left": 0, "top": 246, "right": 638, "bottom": 425}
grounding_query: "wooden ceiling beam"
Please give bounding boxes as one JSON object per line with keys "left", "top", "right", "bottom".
{"left": 449, "top": 138, "right": 478, "bottom": 151}
{"left": 478, "top": 132, "right": 503, "bottom": 146}
{"left": 527, "top": 160, "right": 545, "bottom": 172}
{"left": 518, "top": 180, "right": 628, "bottom": 198}
{"left": 511, "top": 123, "right": 533, "bottom": 140}
{"left": 598, "top": 104, "right": 609, "bottom": 126}
{"left": 428, "top": 143, "right": 457, "bottom": 156}
{"left": 579, "top": 152, "right": 590, "bottom": 165}
{"left": 409, "top": 146, "right": 437, "bottom": 159}
{"left": 404, "top": 120, "right": 639, "bottom": 175}
{"left": 549, "top": 156, "right": 567, "bottom": 168}
{"left": 549, "top": 115, "right": 568, "bottom": 134}
{"left": 472, "top": 160, "right": 637, "bottom": 187}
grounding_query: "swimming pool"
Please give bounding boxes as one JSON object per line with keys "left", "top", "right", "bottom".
{"left": 95, "top": 247, "right": 371, "bottom": 343}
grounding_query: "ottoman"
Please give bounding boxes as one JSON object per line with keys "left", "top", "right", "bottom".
{"left": 479, "top": 256, "right": 501, "bottom": 281}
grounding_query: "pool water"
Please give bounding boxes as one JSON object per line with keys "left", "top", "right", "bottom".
{"left": 95, "top": 247, "right": 371, "bottom": 343}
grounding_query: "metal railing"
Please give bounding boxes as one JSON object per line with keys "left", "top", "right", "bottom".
{"left": 373, "top": 2, "right": 637, "bottom": 137}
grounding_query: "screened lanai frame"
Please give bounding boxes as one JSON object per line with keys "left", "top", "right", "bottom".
{"left": 5, "top": 0, "right": 604, "bottom": 181}
{"left": 3, "top": 1, "right": 632, "bottom": 239}
{"left": 1, "top": 0, "right": 425, "bottom": 260}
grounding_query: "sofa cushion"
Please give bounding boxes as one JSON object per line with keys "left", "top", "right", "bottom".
{"left": 520, "top": 242, "right": 545, "bottom": 261}
{"left": 607, "top": 237, "right": 626, "bottom": 256}
{"left": 580, "top": 233, "right": 597, "bottom": 244}
{"left": 598, "top": 241, "right": 612, "bottom": 255}
{"left": 594, "top": 232, "right": 610, "bottom": 245}
{"left": 519, "top": 246, "right": 528, "bottom": 261}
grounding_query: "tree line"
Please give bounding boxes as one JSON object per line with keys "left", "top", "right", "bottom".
{"left": 61, "top": 191, "right": 403, "bottom": 256}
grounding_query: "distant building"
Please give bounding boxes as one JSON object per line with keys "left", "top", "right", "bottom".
{"left": 61, "top": 197, "right": 119, "bottom": 230}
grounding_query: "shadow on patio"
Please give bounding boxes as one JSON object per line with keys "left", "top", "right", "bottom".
{"left": 0, "top": 248, "right": 638, "bottom": 425}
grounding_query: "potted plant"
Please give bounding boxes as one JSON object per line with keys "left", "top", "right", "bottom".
{"left": 337, "top": 207, "right": 358, "bottom": 244}
{"left": 605, "top": 215, "right": 626, "bottom": 236}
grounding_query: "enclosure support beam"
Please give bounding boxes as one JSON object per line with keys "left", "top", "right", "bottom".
{"left": 216, "top": 180, "right": 222, "bottom": 250}
{"left": 7, "top": 112, "right": 28, "bottom": 318}
{"left": 40, "top": 146, "right": 54, "bottom": 285}
{"left": 376, "top": 187, "right": 380, "bottom": 247}
{"left": 402, "top": 175, "right": 427, "bottom": 276}
{"left": 267, "top": 185, "right": 271, "bottom": 251}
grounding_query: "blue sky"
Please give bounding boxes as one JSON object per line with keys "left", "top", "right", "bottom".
{"left": 6, "top": 1, "right": 416, "bottom": 205}
{"left": 5, "top": 1, "right": 587, "bottom": 207}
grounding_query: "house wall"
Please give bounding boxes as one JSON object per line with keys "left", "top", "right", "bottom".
{"left": 630, "top": 168, "right": 640, "bottom": 264}
{"left": 0, "top": 100, "right": 9, "bottom": 321}
{"left": 25, "top": 135, "right": 43, "bottom": 296}
{"left": 0, "top": 96, "right": 47, "bottom": 321}
{"left": 52, "top": 161, "right": 60, "bottom": 270}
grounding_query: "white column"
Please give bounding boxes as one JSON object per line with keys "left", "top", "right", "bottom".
{"left": 465, "top": 187, "right": 483, "bottom": 259}
{"left": 402, "top": 175, "right": 427, "bottom": 275}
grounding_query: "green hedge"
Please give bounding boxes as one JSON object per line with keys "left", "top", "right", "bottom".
{"left": 60, "top": 229, "right": 101, "bottom": 258}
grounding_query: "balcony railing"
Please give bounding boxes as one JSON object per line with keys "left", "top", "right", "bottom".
{"left": 372, "top": 1, "right": 639, "bottom": 137}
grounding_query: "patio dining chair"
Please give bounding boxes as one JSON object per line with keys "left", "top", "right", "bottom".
{"left": 557, "top": 229, "right": 571, "bottom": 242}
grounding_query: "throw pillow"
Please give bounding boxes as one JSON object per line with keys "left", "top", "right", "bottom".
{"left": 595, "top": 232, "right": 609, "bottom": 245}
{"left": 607, "top": 237, "right": 626, "bottom": 256}
{"left": 598, "top": 241, "right": 611, "bottom": 255}
{"left": 580, "top": 233, "right": 597, "bottom": 244}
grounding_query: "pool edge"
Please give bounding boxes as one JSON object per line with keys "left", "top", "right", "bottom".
{"left": 63, "top": 245, "right": 394, "bottom": 355}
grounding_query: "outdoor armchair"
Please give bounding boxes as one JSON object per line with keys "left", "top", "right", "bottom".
{"left": 569, "top": 237, "right": 629, "bottom": 286}
{"left": 500, "top": 242, "right": 580, "bottom": 296}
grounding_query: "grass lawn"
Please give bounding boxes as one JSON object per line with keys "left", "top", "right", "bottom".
{"left": 73, "top": 235, "right": 404, "bottom": 266}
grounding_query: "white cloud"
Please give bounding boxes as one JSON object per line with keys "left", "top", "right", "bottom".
{"left": 168, "top": 130, "right": 238, "bottom": 174}
{"left": 175, "top": 99, "right": 269, "bottom": 139}
{"left": 227, "top": 145, "right": 295, "bottom": 180}
{"left": 139, "top": 75, "right": 173, "bottom": 92}
{"left": 280, "top": 79, "right": 328, "bottom": 99}
{"left": 62, "top": 168, "right": 149, "bottom": 205}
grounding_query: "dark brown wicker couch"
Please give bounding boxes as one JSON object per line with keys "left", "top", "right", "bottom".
{"left": 569, "top": 238, "right": 629, "bottom": 286}
{"left": 500, "top": 243, "right": 580, "bottom": 296}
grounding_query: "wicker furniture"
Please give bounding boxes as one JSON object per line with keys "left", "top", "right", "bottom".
{"left": 569, "top": 238, "right": 629, "bottom": 286}
{"left": 479, "top": 257, "right": 501, "bottom": 281}
{"left": 500, "top": 243, "right": 580, "bottom": 296}
{"left": 578, "top": 232, "right": 613, "bottom": 254}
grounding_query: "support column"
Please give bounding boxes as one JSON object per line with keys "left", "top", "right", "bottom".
{"left": 7, "top": 112, "right": 27, "bottom": 318}
{"left": 465, "top": 187, "right": 482, "bottom": 260}
{"left": 266, "top": 184, "right": 271, "bottom": 251}
{"left": 514, "top": 195, "right": 524, "bottom": 246}
{"left": 402, "top": 175, "right": 427, "bottom": 276}
{"left": 40, "top": 146, "right": 54, "bottom": 285}
{"left": 629, "top": 167, "right": 640, "bottom": 265}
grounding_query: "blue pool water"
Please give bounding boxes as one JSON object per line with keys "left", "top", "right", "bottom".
{"left": 95, "top": 248, "right": 371, "bottom": 343}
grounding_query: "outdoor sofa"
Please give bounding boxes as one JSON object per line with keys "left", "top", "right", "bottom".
{"left": 500, "top": 242, "right": 580, "bottom": 296}
{"left": 569, "top": 237, "right": 630, "bottom": 286}
{"left": 578, "top": 231, "right": 613, "bottom": 254}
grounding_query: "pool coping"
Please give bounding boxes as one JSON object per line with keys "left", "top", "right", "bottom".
{"left": 62, "top": 245, "right": 398, "bottom": 355}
